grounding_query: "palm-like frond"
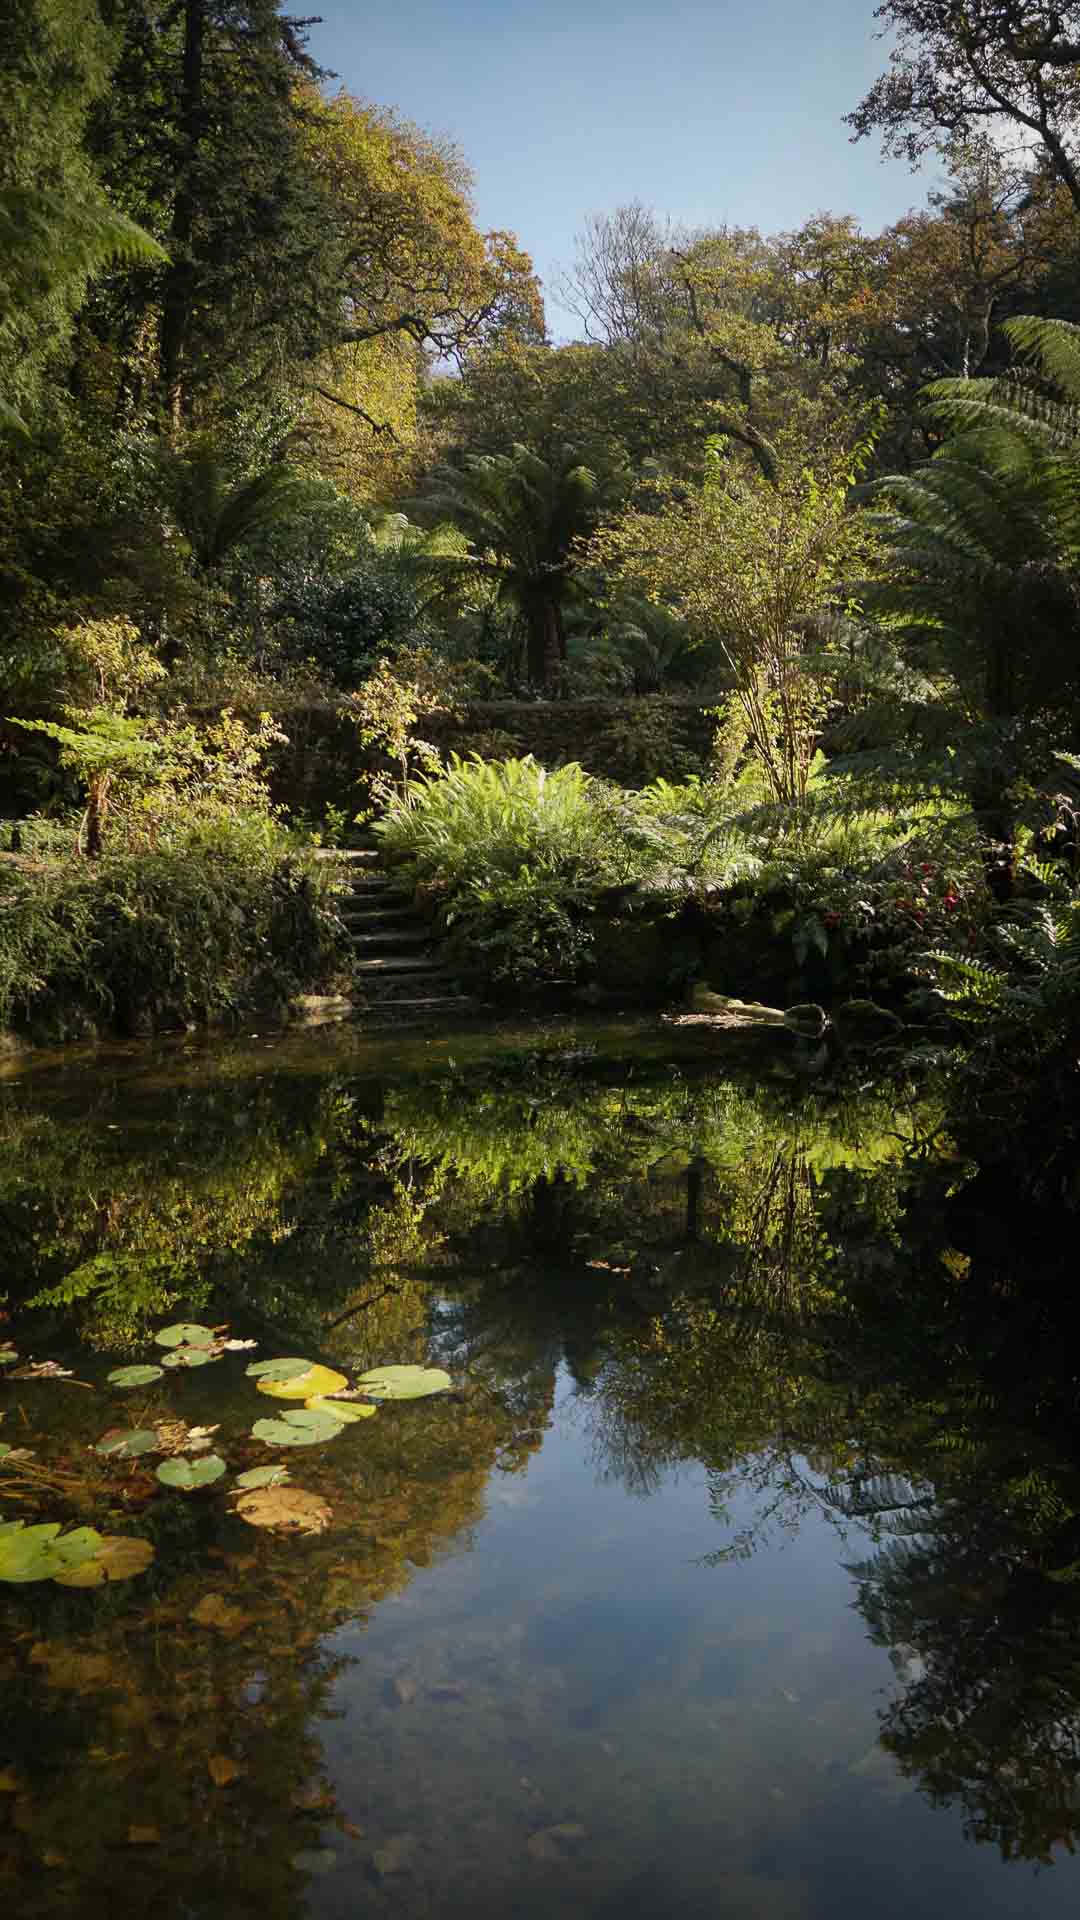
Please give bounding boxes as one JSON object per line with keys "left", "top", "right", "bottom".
{"left": 925, "top": 317, "right": 1080, "bottom": 454}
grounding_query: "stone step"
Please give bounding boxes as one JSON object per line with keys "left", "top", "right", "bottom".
{"left": 352, "top": 954, "right": 448, "bottom": 977}
{"left": 340, "top": 904, "right": 417, "bottom": 927}
{"left": 347, "top": 928, "right": 431, "bottom": 950}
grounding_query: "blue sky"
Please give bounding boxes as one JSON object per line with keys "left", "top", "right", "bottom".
{"left": 306, "top": 0, "right": 934, "bottom": 338}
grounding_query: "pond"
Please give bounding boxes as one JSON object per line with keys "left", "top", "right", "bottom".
{"left": 3, "top": 1017, "right": 1080, "bottom": 1919}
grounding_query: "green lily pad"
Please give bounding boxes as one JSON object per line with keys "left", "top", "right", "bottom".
{"left": 0, "top": 1521, "right": 104, "bottom": 1583}
{"left": 154, "top": 1323, "right": 216, "bottom": 1349}
{"left": 156, "top": 1454, "right": 227, "bottom": 1490}
{"left": 306, "top": 1396, "right": 377, "bottom": 1424}
{"left": 233, "top": 1465, "right": 292, "bottom": 1490}
{"left": 94, "top": 1428, "right": 158, "bottom": 1458}
{"left": 0, "top": 1348, "right": 18, "bottom": 1367}
{"left": 161, "top": 1346, "right": 217, "bottom": 1369}
{"left": 107, "top": 1364, "right": 165, "bottom": 1388}
{"left": 354, "top": 1365, "right": 452, "bottom": 1401}
{"left": 245, "top": 1357, "right": 311, "bottom": 1382}
{"left": 252, "top": 1407, "right": 345, "bottom": 1447}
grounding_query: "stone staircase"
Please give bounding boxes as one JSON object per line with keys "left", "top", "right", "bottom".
{"left": 325, "top": 849, "right": 479, "bottom": 1022}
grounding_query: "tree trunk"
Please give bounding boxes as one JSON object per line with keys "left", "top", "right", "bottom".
{"left": 526, "top": 598, "right": 563, "bottom": 692}
{"left": 159, "top": 0, "right": 205, "bottom": 428}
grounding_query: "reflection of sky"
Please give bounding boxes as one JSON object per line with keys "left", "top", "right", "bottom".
{"left": 319, "top": 1371, "right": 1080, "bottom": 1919}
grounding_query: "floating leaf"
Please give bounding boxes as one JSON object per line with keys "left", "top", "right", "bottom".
{"left": 0, "top": 1442, "right": 33, "bottom": 1461}
{"left": 233, "top": 1465, "right": 291, "bottom": 1490}
{"left": 154, "top": 1323, "right": 216, "bottom": 1349}
{"left": 94, "top": 1428, "right": 158, "bottom": 1459}
{"left": 156, "top": 1454, "right": 226, "bottom": 1490}
{"left": 235, "top": 1486, "right": 332, "bottom": 1533}
{"left": 161, "top": 1346, "right": 217, "bottom": 1369}
{"left": 191, "top": 1594, "right": 252, "bottom": 1634}
{"left": 0, "top": 1521, "right": 104, "bottom": 1584}
{"left": 251, "top": 1407, "right": 344, "bottom": 1447}
{"left": 306, "top": 1395, "right": 376, "bottom": 1423}
{"left": 223, "top": 1338, "right": 258, "bottom": 1351}
{"left": 0, "top": 1348, "right": 17, "bottom": 1367}
{"left": 11, "top": 1360, "right": 74, "bottom": 1380}
{"left": 246, "top": 1357, "right": 311, "bottom": 1382}
{"left": 207, "top": 1754, "right": 242, "bottom": 1787}
{"left": 354, "top": 1365, "right": 452, "bottom": 1401}
{"left": 53, "top": 1535, "right": 154, "bottom": 1587}
{"left": 256, "top": 1364, "right": 347, "bottom": 1402}
{"left": 107, "top": 1364, "right": 164, "bottom": 1388}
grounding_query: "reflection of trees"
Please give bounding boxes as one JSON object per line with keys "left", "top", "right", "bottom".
{"left": 851, "top": 1494, "right": 1080, "bottom": 1864}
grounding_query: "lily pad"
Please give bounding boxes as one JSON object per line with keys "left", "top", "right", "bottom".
{"left": 252, "top": 1407, "right": 344, "bottom": 1447}
{"left": 94, "top": 1428, "right": 158, "bottom": 1459}
{"left": 233, "top": 1465, "right": 292, "bottom": 1490}
{"left": 161, "top": 1346, "right": 217, "bottom": 1369}
{"left": 154, "top": 1323, "right": 216, "bottom": 1349}
{"left": 0, "top": 1521, "right": 104, "bottom": 1584}
{"left": 245, "top": 1357, "right": 311, "bottom": 1382}
{"left": 354, "top": 1365, "right": 452, "bottom": 1401}
{"left": 256, "top": 1363, "right": 347, "bottom": 1402}
{"left": 235, "top": 1486, "right": 332, "bottom": 1533}
{"left": 156, "top": 1454, "right": 226, "bottom": 1490}
{"left": 54, "top": 1535, "right": 155, "bottom": 1587}
{"left": 0, "top": 1348, "right": 18, "bottom": 1367}
{"left": 306, "top": 1395, "right": 377, "bottom": 1423}
{"left": 107, "top": 1364, "right": 165, "bottom": 1388}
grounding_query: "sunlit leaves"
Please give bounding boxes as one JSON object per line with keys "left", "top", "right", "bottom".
{"left": 256, "top": 1363, "right": 347, "bottom": 1401}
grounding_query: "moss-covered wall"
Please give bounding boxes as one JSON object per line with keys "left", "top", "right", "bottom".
{"left": 262, "top": 698, "right": 716, "bottom": 817}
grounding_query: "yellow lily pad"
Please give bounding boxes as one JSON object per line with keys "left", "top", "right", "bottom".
{"left": 256, "top": 1364, "right": 347, "bottom": 1401}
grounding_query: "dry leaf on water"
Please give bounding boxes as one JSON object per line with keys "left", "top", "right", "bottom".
{"left": 53, "top": 1535, "right": 154, "bottom": 1588}
{"left": 234, "top": 1486, "right": 331, "bottom": 1534}
{"left": 127, "top": 1827, "right": 161, "bottom": 1846}
{"left": 207, "top": 1755, "right": 242, "bottom": 1787}
{"left": 189, "top": 1593, "right": 252, "bottom": 1635}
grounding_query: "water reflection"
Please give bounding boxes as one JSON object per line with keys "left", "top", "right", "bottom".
{"left": 2, "top": 1029, "right": 1080, "bottom": 1913}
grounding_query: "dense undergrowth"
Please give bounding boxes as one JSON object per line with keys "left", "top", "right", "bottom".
{"left": 0, "top": 825, "right": 345, "bottom": 1041}
{"left": 376, "top": 752, "right": 995, "bottom": 1002}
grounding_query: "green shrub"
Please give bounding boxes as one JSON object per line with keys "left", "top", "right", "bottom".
{"left": 0, "top": 828, "right": 346, "bottom": 1039}
{"left": 376, "top": 755, "right": 606, "bottom": 988}
{"left": 377, "top": 754, "right": 597, "bottom": 886}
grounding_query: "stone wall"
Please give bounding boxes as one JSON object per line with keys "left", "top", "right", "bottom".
{"left": 265, "top": 697, "right": 717, "bottom": 816}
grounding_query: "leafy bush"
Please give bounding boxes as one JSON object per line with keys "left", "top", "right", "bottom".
{"left": 0, "top": 829, "right": 346, "bottom": 1039}
{"left": 278, "top": 543, "right": 436, "bottom": 688}
{"left": 376, "top": 755, "right": 608, "bottom": 987}
{"left": 377, "top": 754, "right": 597, "bottom": 885}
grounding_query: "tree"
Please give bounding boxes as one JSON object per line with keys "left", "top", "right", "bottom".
{"left": 0, "top": 0, "right": 163, "bottom": 431}
{"left": 847, "top": 3, "right": 1080, "bottom": 216}
{"left": 411, "top": 443, "right": 625, "bottom": 690}
{"left": 861, "top": 317, "right": 1080, "bottom": 892}
{"left": 592, "top": 427, "right": 879, "bottom": 806}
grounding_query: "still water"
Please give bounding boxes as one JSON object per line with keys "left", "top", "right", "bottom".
{"left": 3, "top": 1019, "right": 1080, "bottom": 1918}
